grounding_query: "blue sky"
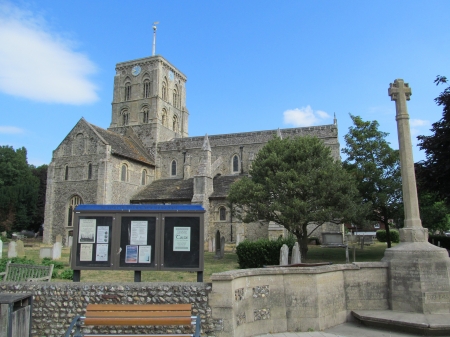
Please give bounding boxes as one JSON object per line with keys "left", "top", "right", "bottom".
{"left": 0, "top": 1, "right": 449, "bottom": 166}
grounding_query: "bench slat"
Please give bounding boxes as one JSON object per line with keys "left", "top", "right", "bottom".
{"left": 84, "top": 317, "right": 193, "bottom": 326}
{"left": 86, "top": 304, "right": 192, "bottom": 312}
{"left": 86, "top": 311, "right": 191, "bottom": 318}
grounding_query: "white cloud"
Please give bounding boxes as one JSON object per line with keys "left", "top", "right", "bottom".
{"left": 283, "top": 106, "right": 331, "bottom": 127}
{"left": 0, "top": 126, "right": 25, "bottom": 134}
{"left": 0, "top": 3, "right": 98, "bottom": 104}
{"left": 410, "top": 119, "right": 430, "bottom": 137}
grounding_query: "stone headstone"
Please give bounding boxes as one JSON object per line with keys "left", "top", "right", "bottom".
{"left": 8, "top": 241, "right": 17, "bottom": 258}
{"left": 68, "top": 236, "right": 73, "bottom": 247}
{"left": 322, "top": 232, "right": 343, "bottom": 245}
{"left": 52, "top": 242, "right": 62, "bottom": 260}
{"left": 40, "top": 247, "right": 53, "bottom": 259}
{"left": 279, "top": 244, "right": 289, "bottom": 266}
{"left": 291, "top": 242, "right": 301, "bottom": 264}
{"left": 56, "top": 234, "right": 62, "bottom": 243}
{"left": 220, "top": 236, "right": 225, "bottom": 259}
{"left": 16, "top": 240, "right": 25, "bottom": 257}
{"left": 208, "top": 238, "right": 213, "bottom": 252}
{"left": 0, "top": 238, "right": 2, "bottom": 259}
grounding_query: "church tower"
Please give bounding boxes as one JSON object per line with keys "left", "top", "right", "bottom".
{"left": 108, "top": 55, "right": 189, "bottom": 148}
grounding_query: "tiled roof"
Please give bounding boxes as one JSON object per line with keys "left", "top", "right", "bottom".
{"left": 89, "top": 124, "right": 154, "bottom": 165}
{"left": 131, "top": 178, "right": 194, "bottom": 202}
{"left": 210, "top": 174, "right": 245, "bottom": 199}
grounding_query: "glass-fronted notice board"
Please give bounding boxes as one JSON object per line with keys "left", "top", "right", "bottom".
{"left": 71, "top": 204, "right": 205, "bottom": 278}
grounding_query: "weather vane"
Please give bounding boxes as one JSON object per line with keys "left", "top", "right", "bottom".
{"left": 152, "top": 22, "right": 159, "bottom": 56}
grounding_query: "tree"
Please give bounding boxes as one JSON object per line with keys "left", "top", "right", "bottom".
{"left": 0, "top": 146, "right": 39, "bottom": 233}
{"left": 342, "top": 114, "right": 402, "bottom": 248}
{"left": 417, "top": 76, "right": 450, "bottom": 205}
{"left": 30, "top": 164, "right": 48, "bottom": 232}
{"left": 417, "top": 191, "right": 450, "bottom": 234}
{"left": 228, "top": 136, "right": 364, "bottom": 258}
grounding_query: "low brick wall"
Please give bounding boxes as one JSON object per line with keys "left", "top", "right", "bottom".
{"left": 0, "top": 282, "right": 213, "bottom": 337}
{"left": 209, "top": 262, "right": 389, "bottom": 337}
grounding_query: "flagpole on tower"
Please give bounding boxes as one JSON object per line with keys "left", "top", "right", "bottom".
{"left": 152, "top": 22, "right": 159, "bottom": 56}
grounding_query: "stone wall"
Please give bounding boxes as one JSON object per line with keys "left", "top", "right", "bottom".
{"left": 0, "top": 282, "right": 213, "bottom": 337}
{"left": 209, "top": 262, "right": 388, "bottom": 337}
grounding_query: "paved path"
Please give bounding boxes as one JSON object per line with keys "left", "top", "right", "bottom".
{"left": 255, "top": 321, "right": 424, "bottom": 337}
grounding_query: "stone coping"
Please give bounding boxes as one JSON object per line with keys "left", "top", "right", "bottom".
{"left": 210, "top": 262, "right": 388, "bottom": 281}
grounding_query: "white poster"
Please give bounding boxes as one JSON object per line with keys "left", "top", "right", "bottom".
{"left": 80, "top": 244, "right": 93, "bottom": 261}
{"left": 130, "top": 221, "right": 147, "bottom": 245}
{"left": 173, "top": 227, "right": 191, "bottom": 251}
{"left": 96, "top": 244, "right": 108, "bottom": 261}
{"left": 139, "top": 246, "right": 151, "bottom": 263}
{"left": 97, "top": 226, "right": 109, "bottom": 243}
{"left": 79, "top": 219, "right": 96, "bottom": 243}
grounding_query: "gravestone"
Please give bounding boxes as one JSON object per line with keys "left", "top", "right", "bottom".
{"left": 40, "top": 247, "right": 53, "bottom": 259}
{"left": 208, "top": 238, "right": 213, "bottom": 252}
{"left": 56, "top": 234, "right": 62, "bottom": 244}
{"left": 68, "top": 236, "right": 73, "bottom": 247}
{"left": 8, "top": 241, "right": 17, "bottom": 258}
{"left": 279, "top": 244, "right": 289, "bottom": 266}
{"left": 16, "top": 240, "right": 25, "bottom": 257}
{"left": 219, "top": 236, "right": 225, "bottom": 259}
{"left": 291, "top": 242, "right": 301, "bottom": 264}
{"left": 322, "top": 232, "right": 344, "bottom": 245}
{"left": 0, "top": 238, "right": 2, "bottom": 259}
{"left": 52, "top": 242, "right": 62, "bottom": 260}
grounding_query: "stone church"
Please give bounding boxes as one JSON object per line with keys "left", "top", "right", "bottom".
{"left": 43, "top": 54, "right": 340, "bottom": 247}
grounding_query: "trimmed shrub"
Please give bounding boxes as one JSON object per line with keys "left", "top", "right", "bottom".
{"left": 236, "top": 236, "right": 296, "bottom": 269}
{"left": 429, "top": 235, "right": 450, "bottom": 250}
{"left": 59, "top": 269, "right": 74, "bottom": 280}
{"left": 41, "top": 257, "right": 65, "bottom": 269}
{"left": 376, "top": 230, "right": 399, "bottom": 243}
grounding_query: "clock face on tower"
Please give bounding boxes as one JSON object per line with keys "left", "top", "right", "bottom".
{"left": 132, "top": 65, "right": 141, "bottom": 76}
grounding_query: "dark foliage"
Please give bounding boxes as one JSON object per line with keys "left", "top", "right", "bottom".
{"left": 376, "top": 230, "right": 399, "bottom": 243}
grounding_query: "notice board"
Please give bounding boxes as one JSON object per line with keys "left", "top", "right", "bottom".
{"left": 70, "top": 205, "right": 205, "bottom": 272}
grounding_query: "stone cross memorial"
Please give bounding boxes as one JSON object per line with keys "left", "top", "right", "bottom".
{"left": 383, "top": 79, "right": 450, "bottom": 314}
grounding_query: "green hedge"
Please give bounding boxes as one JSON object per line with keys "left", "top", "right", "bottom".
{"left": 429, "top": 235, "right": 450, "bottom": 250}
{"left": 236, "top": 236, "right": 296, "bottom": 269}
{"left": 376, "top": 230, "right": 400, "bottom": 243}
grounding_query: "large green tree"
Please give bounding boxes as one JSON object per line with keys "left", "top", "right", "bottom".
{"left": 228, "top": 136, "right": 364, "bottom": 258}
{"left": 342, "top": 114, "right": 402, "bottom": 248}
{"left": 416, "top": 76, "right": 450, "bottom": 205}
{"left": 30, "top": 164, "right": 48, "bottom": 232}
{"left": 0, "top": 146, "right": 39, "bottom": 233}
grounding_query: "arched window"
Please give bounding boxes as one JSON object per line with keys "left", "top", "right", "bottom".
{"left": 142, "top": 107, "right": 149, "bottom": 123}
{"left": 173, "top": 86, "right": 178, "bottom": 108}
{"left": 232, "top": 155, "right": 239, "bottom": 173}
{"left": 121, "top": 163, "right": 128, "bottom": 182}
{"left": 87, "top": 163, "right": 92, "bottom": 180}
{"left": 143, "top": 79, "right": 151, "bottom": 98}
{"left": 171, "top": 160, "right": 177, "bottom": 176}
{"left": 162, "top": 78, "right": 168, "bottom": 101}
{"left": 141, "top": 169, "right": 147, "bottom": 185}
{"left": 173, "top": 115, "right": 178, "bottom": 132}
{"left": 124, "top": 82, "right": 131, "bottom": 101}
{"left": 121, "top": 109, "right": 129, "bottom": 126}
{"left": 67, "top": 195, "right": 82, "bottom": 227}
{"left": 219, "top": 206, "right": 226, "bottom": 221}
{"left": 64, "top": 165, "right": 69, "bottom": 180}
{"left": 161, "top": 109, "right": 167, "bottom": 127}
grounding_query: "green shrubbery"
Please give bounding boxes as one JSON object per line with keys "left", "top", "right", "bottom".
{"left": 376, "top": 230, "right": 400, "bottom": 243}
{"left": 236, "top": 236, "right": 296, "bottom": 269}
{"left": 429, "top": 235, "right": 450, "bottom": 250}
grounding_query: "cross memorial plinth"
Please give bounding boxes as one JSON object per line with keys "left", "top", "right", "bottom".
{"left": 383, "top": 79, "right": 450, "bottom": 314}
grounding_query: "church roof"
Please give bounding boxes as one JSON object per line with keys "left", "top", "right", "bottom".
{"left": 210, "top": 174, "right": 245, "bottom": 199}
{"left": 88, "top": 123, "right": 154, "bottom": 165}
{"left": 131, "top": 178, "right": 194, "bottom": 202}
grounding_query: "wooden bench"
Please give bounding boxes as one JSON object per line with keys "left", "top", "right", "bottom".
{"left": 0, "top": 261, "right": 54, "bottom": 282}
{"left": 64, "top": 304, "right": 201, "bottom": 337}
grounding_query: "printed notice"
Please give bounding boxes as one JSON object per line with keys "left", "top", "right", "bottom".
{"left": 79, "top": 219, "right": 96, "bottom": 243}
{"left": 173, "top": 227, "right": 191, "bottom": 251}
{"left": 125, "top": 245, "right": 138, "bottom": 263}
{"left": 130, "top": 221, "right": 148, "bottom": 245}
{"left": 96, "top": 244, "right": 108, "bottom": 261}
{"left": 97, "top": 226, "right": 109, "bottom": 243}
{"left": 80, "top": 244, "right": 93, "bottom": 261}
{"left": 139, "top": 246, "right": 151, "bottom": 263}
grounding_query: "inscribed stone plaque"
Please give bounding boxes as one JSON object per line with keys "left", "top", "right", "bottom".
{"left": 16, "top": 240, "right": 25, "bottom": 257}
{"left": 8, "top": 241, "right": 17, "bottom": 258}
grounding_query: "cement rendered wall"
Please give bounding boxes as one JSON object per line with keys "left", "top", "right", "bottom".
{"left": 209, "top": 262, "right": 389, "bottom": 337}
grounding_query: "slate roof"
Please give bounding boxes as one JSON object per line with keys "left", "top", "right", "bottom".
{"left": 88, "top": 123, "right": 154, "bottom": 165}
{"left": 131, "top": 178, "right": 194, "bottom": 202}
{"left": 210, "top": 174, "right": 245, "bottom": 199}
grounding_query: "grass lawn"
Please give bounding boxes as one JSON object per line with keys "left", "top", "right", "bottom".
{"left": 1, "top": 239, "right": 392, "bottom": 282}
